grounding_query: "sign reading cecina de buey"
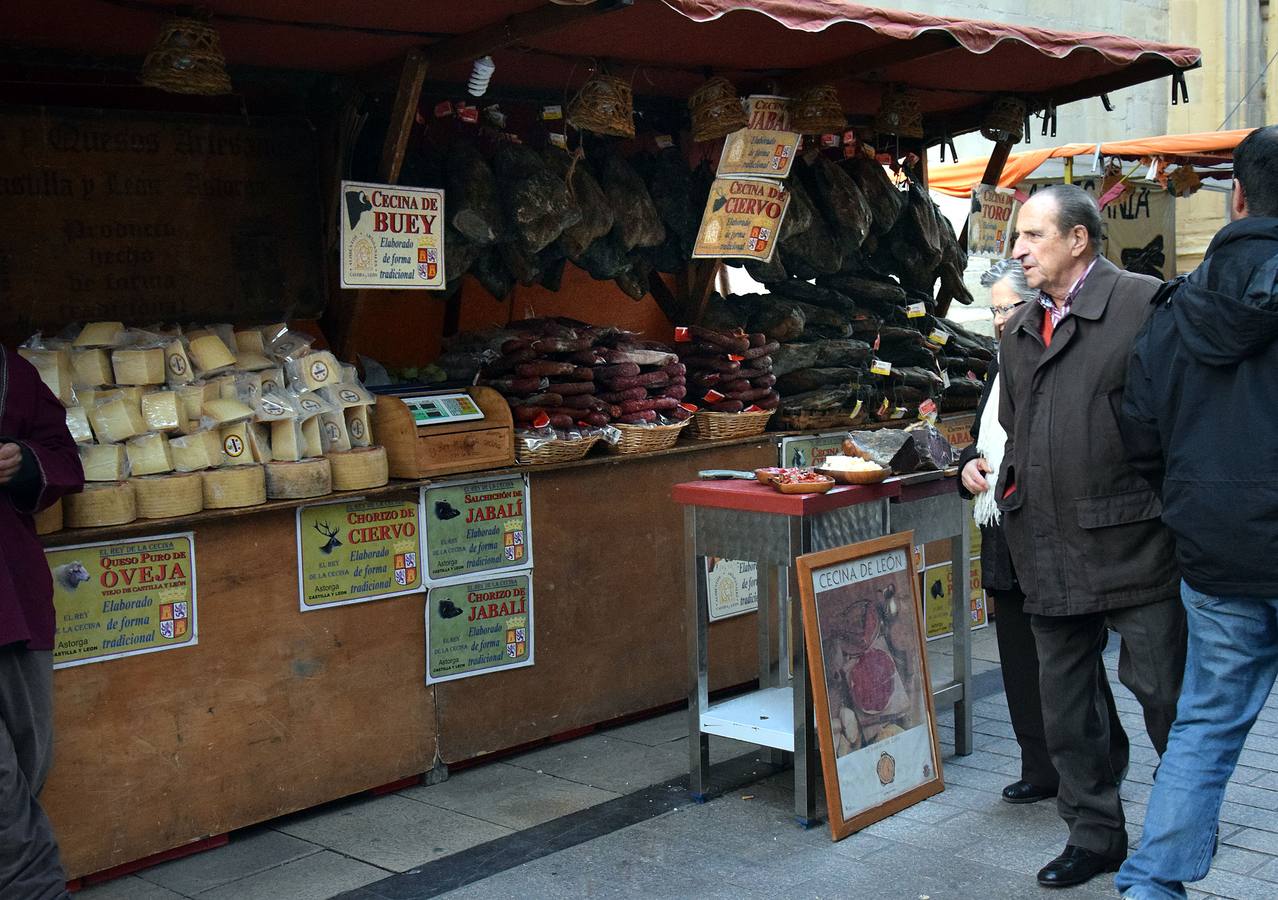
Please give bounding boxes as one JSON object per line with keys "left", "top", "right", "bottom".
{"left": 339, "top": 180, "right": 446, "bottom": 289}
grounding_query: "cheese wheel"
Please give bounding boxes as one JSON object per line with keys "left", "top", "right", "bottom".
{"left": 202, "top": 398, "right": 254, "bottom": 424}
{"left": 294, "top": 351, "right": 340, "bottom": 390}
{"left": 165, "top": 339, "right": 194, "bottom": 385}
{"left": 88, "top": 396, "right": 145, "bottom": 443}
{"left": 270, "top": 419, "right": 304, "bottom": 461}
{"left": 71, "top": 348, "right": 113, "bottom": 388}
{"left": 235, "top": 330, "right": 267, "bottom": 355}
{"left": 265, "top": 458, "right": 332, "bottom": 499}
{"left": 33, "top": 499, "right": 63, "bottom": 535}
{"left": 188, "top": 333, "right": 236, "bottom": 374}
{"left": 171, "top": 430, "right": 223, "bottom": 472}
{"left": 328, "top": 446, "right": 389, "bottom": 491}
{"left": 111, "top": 348, "right": 166, "bottom": 385}
{"left": 65, "top": 407, "right": 94, "bottom": 444}
{"left": 73, "top": 321, "right": 125, "bottom": 348}
{"left": 126, "top": 432, "right": 174, "bottom": 476}
{"left": 319, "top": 412, "right": 352, "bottom": 453}
{"left": 344, "top": 405, "right": 373, "bottom": 447}
{"left": 18, "top": 348, "right": 75, "bottom": 406}
{"left": 141, "top": 390, "right": 182, "bottom": 432}
{"left": 201, "top": 465, "right": 266, "bottom": 509}
{"left": 133, "top": 472, "right": 204, "bottom": 518}
{"left": 301, "top": 416, "right": 323, "bottom": 458}
{"left": 65, "top": 481, "right": 137, "bottom": 528}
{"left": 219, "top": 421, "right": 254, "bottom": 466}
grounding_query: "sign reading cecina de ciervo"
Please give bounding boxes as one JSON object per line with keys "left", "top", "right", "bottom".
{"left": 692, "top": 176, "right": 791, "bottom": 262}
{"left": 339, "top": 180, "right": 446, "bottom": 289}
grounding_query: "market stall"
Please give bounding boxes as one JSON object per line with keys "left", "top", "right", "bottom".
{"left": 0, "top": 0, "right": 1200, "bottom": 882}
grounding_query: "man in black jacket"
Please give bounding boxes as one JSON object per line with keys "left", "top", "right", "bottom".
{"left": 1116, "top": 125, "right": 1278, "bottom": 900}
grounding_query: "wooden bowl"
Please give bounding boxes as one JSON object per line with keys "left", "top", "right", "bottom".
{"left": 816, "top": 465, "right": 890, "bottom": 485}
{"left": 773, "top": 478, "right": 835, "bottom": 494}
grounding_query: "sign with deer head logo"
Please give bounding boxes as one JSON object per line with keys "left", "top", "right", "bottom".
{"left": 296, "top": 496, "right": 423, "bottom": 611}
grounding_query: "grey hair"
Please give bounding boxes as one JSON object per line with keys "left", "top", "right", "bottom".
{"left": 1034, "top": 183, "right": 1103, "bottom": 251}
{"left": 980, "top": 258, "right": 1036, "bottom": 303}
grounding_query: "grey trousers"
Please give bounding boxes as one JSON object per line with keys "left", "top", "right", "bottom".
{"left": 0, "top": 645, "right": 68, "bottom": 900}
{"left": 1031, "top": 596, "right": 1187, "bottom": 859}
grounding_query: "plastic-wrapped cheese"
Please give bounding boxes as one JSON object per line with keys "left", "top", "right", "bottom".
{"left": 220, "top": 372, "right": 262, "bottom": 404}
{"left": 141, "top": 391, "right": 182, "bottom": 432}
{"left": 89, "top": 395, "right": 145, "bottom": 442}
{"left": 259, "top": 367, "right": 286, "bottom": 396}
{"left": 319, "top": 383, "right": 374, "bottom": 409}
{"left": 202, "top": 398, "right": 254, "bottom": 424}
{"left": 80, "top": 443, "right": 129, "bottom": 481}
{"left": 294, "top": 390, "right": 328, "bottom": 419}
{"left": 270, "top": 419, "right": 304, "bottom": 461}
{"left": 65, "top": 407, "right": 94, "bottom": 444}
{"left": 18, "top": 348, "right": 75, "bottom": 406}
{"left": 236, "top": 353, "right": 274, "bottom": 372}
{"left": 291, "top": 351, "right": 340, "bottom": 391}
{"left": 126, "top": 432, "right": 173, "bottom": 476}
{"left": 111, "top": 348, "right": 166, "bottom": 385}
{"left": 113, "top": 385, "right": 145, "bottom": 409}
{"left": 235, "top": 330, "right": 267, "bottom": 355}
{"left": 345, "top": 405, "right": 373, "bottom": 447}
{"left": 219, "top": 421, "right": 254, "bottom": 466}
{"left": 301, "top": 415, "right": 323, "bottom": 458}
{"left": 71, "top": 348, "right": 113, "bottom": 388}
{"left": 254, "top": 390, "right": 297, "bottom": 422}
{"left": 74, "top": 321, "right": 125, "bottom": 348}
{"left": 247, "top": 423, "right": 271, "bottom": 463}
{"left": 188, "top": 332, "right": 236, "bottom": 374}
{"left": 319, "top": 412, "right": 352, "bottom": 453}
{"left": 77, "top": 388, "right": 101, "bottom": 409}
{"left": 170, "top": 430, "right": 223, "bottom": 472}
{"left": 165, "top": 339, "right": 194, "bottom": 385}
{"left": 178, "top": 382, "right": 214, "bottom": 421}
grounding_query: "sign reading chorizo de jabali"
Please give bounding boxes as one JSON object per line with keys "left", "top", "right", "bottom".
{"left": 692, "top": 176, "right": 792, "bottom": 262}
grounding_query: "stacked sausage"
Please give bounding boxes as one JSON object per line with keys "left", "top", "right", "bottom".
{"left": 593, "top": 337, "right": 689, "bottom": 425}
{"left": 676, "top": 326, "right": 780, "bottom": 413}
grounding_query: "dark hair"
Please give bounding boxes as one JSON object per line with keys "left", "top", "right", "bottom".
{"left": 1036, "top": 183, "right": 1103, "bottom": 250}
{"left": 1234, "top": 126, "right": 1278, "bottom": 217}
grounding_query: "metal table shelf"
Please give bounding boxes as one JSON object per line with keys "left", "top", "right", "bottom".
{"left": 674, "top": 474, "right": 973, "bottom": 827}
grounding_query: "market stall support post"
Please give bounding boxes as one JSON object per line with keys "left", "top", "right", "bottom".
{"left": 889, "top": 479, "right": 973, "bottom": 755}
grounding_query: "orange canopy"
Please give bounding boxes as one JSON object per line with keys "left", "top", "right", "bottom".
{"left": 928, "top": 128, "right": 1254, "bottom": 197}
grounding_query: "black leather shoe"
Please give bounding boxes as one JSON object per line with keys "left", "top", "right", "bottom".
{"left": 1036, "top": 845, "right": 1123, "bottom": 888}
{"left": 1001, "top": 780, "right": 1058, "bottom": 804}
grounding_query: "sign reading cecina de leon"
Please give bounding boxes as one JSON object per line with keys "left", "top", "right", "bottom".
{"left": 426, "top": 573, "right": 534, "bottom": 684}
{"left": 45, "top": 532, "right": 198, "bottom": 669}
{"left": 422, "top": 475, "right": 532, "bottom": 586}
{"left": 339, "top": 180, "right": 445, "bottom": 289}
{"left": 296, "top": 497, "right": 423, "bottom": 611}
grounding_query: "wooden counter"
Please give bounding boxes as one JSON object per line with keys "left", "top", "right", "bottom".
{"left": 41, "top": 437, "right": 781, "bottom": 878}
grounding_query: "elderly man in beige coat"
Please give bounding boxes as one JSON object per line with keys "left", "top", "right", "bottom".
{"left": 970, "top": 184, "right": 1185, "bottom": 889}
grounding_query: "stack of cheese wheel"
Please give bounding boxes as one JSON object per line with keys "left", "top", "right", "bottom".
{"left": 33, "top": 499, "right": 63, "bottom": 535}
{"left": 65, "top": 482, "right": 137, "bottom": 528}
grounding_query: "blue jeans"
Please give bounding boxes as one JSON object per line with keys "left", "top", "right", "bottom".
{"left": 1115, "top": 582, "right": 1278, "bottom": 899}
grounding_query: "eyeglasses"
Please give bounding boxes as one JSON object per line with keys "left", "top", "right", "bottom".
{"left": 990, "top": 301, "right": 1026, "bottom": 318}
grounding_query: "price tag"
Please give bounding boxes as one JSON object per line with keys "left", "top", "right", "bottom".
{"left": 679, "top": 402, "right": 698, "bottom": 413}
{"left": 907, "top": 302, "right": 927, "bottom": 318}
{"left": 941, "top": 370, "right": 952, "bottom": 389}
{"left": 850, "top": 399, "right": 863, "bottom": 418}
{"left": 744, "top": 404, "right": 764, "bottom": 412}
{"left": 548, "top": 133, "right": 568, "bottom": 149}
{"left": 655, "top": 134, "right": 674, "bottom": 149}
{"left": 458, "top": 106, "right": 480, "bottom": 124}
{"left": 927, "top": 329, "right": 950, "bottom": 346}
{"left": 532, "top": 411, "right": 550, "bottom": 428}
{"left": 727, "top": 354, "right": 745, "bottom": 362}
{"left": 674, "top": 326, "right": 691, "bottom": 342}
{"left": 873, "top": 333, "right": 881, "bottom": 351}
{"left": 434, "top": 100, "right": 454, "bottom": 118}
{"left": 967, "top": 370, "right": 979, "bottom": 381}
{"left": 541, "top": 104, "right": 563, "bottom": 121}
{"left": 871, "top": 359, "right": 892, "bottom": 377}
{"left": 821, "top": 133, "right": 841, "bottom": 148}
{"left": 877, "top": 397, "right": 890, "bottom": 417}
{"left": 704, "top": 389, "right": 725, "bottom": 403}
{"left": 891, "top": 406, "right": 908, "bottom": 420}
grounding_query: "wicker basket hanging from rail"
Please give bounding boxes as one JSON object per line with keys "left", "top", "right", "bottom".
{"left": 789, "top": 84, "right": 846, "bottom": 135}
{"left": 873, "top": 85, "right": 923, "bottom": 139}
{"left": 980, "top": 96, "right": 1026, "bottom": 143}
{"left": 688, "top": 76, "right": 747, "bottom": 142}
{"left": 140, "top": 14, "right": 233, "bottom": 95}
{"left": 567, "top": 72, "right": 635, "bottom": 138}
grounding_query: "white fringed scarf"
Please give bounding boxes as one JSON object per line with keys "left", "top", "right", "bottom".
{"left": 973, "top": 371, "right": 1005, "bottom": 527}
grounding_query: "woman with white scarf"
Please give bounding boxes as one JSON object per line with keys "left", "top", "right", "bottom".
{"left": 957, "top": 259, "right": 1129, "bottom": 805}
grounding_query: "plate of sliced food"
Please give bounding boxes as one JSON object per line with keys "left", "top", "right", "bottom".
{"left": 816, "top": 455, "right": 891, "bottom": 484}
{"left": 770, "top": 468, "right": 836, "bottom": 494}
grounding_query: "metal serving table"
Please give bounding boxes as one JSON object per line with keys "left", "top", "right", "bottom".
{"left": 674, "top": 474, "right": 972, "bottom": 826}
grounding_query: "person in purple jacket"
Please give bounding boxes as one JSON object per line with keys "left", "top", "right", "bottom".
{"left": 0, "top": 346, "right": 84, "bottom": 900}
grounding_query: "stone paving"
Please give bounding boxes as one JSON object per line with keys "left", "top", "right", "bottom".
{"left": 75, "top": 627, "right": 1278, "bottom": 899}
